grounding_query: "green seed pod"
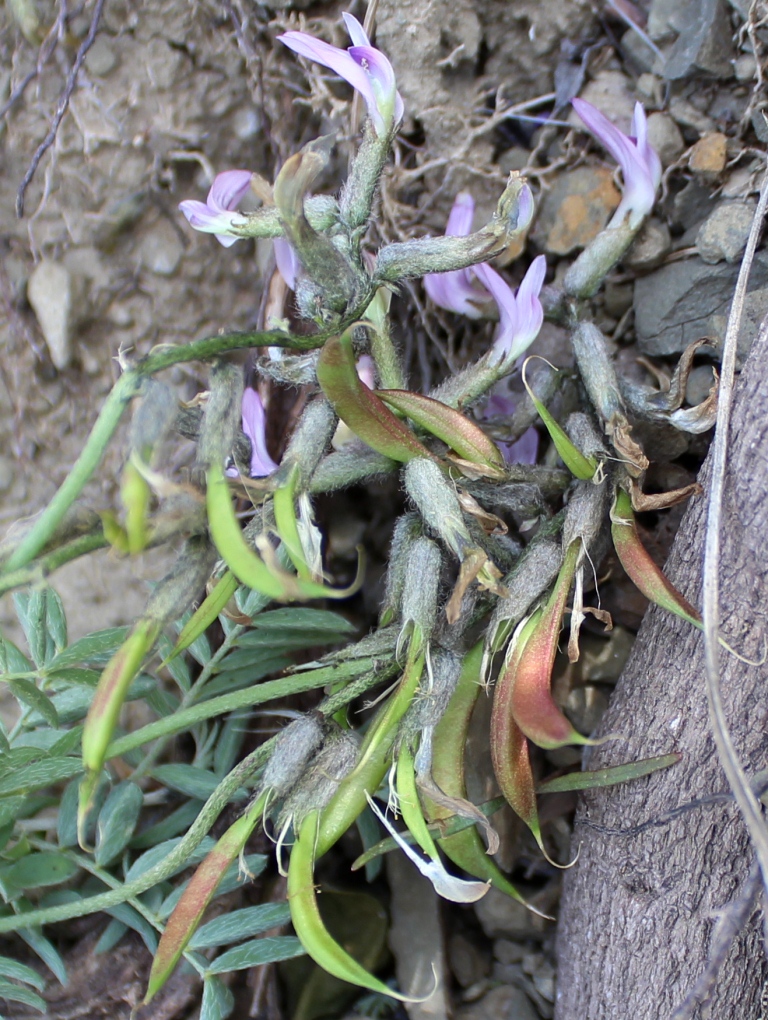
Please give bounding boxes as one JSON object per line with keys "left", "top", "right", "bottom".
{"left": 278, "top": 729, "right": 361, "bottom": 831}
{"left": 404, "top": 458, "right": 471, "bottom": 560}
{"left": 261, "top": 715, "right": 325, "bottom": 800}
{"left": 380, "top": 513, "right": 422, "bottom": 625}
{"left": 399, "top": 536, "right": 442, "bottom": 655}
{"left": 196, "top": 362, "right": 244, "bottom": 472}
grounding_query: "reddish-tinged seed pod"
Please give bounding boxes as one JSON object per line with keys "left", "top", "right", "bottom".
{"left": 490, "top": 612, "right": 545, "bottom": 845}
{"left": 145, "top": 791, "right": 268, "bottom": 1003}
{"left": 611, "top": 487, "right": 701, "bottom": 627}
{"left": 507, "top": 542, "right": 593, "bottom": 749}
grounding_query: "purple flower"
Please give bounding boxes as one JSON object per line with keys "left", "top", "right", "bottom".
{"left": 423, "top": 192, "right": 544, "bottom": 366}
{"left": 227, "top": 388, "right": 279, "bottom": 478}
{"left": 484, "top": 390, "right": 539, "bottom": 465}
{"left": 423, "top": 193, "right": 490, "bottom": 318}
{"left": 274, "top": 237, "right": 300, "bottom": 291}
{"left": 179, "top": 170, "right": 252, "bottom": 248}
{"left": 571, "top": 99, "right": 661, "bottom": 229}
{"left": 473, "top": 256, "right": 546, "bottom": 367}
{"left": 278, "top": 13, "right": 404, "bottom": 137}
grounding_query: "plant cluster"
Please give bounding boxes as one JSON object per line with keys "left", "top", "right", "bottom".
{"left": 0, "top": 12, "right": 719, "bottom": 1015}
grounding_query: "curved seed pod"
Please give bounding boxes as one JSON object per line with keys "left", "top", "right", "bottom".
{"left": 81, "top": 536, "right": 217, "bottom": 827}
{"left": 288, "top": 811, "right": 423, "bottom": 1001}
{"left": 145, "top": 790, "right": 269, "bottom": 1003}
{"left": 508, "top": 542, "right": 594, "bottom": 749}
{"left": 610, "top": 487, "right": 701, "bottom": 627}
{"left": 317, "top": 327, "right": 434, "bottom": 463}
{"left": 425, "top": 643, "right": 534, "bottom": 906}
{"left": 206, "top": 461, "right": 359, "bottom": 602}
{"left": 490, "top": 612, "right": 546, "bottom": 843}
{"left": 376, "top": 390, "right": 505, "bottom": 476}
{"left": 380, "top": 513, "right": 421, "bottom": 626}
{"left": 522, "top": 359, "right": 598, "bottom": 481}
{"left": 273, "top": 464, "right": 312, "bottom": 580}
{"left": 316, "top": 646, "right": 425, "bottom": 859}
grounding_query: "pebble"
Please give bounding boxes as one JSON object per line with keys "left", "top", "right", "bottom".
{"left": 670, "top": 179, "right": 717, "bottom": 230}
{"left": 751, "top": 109, "right": 768, "bottom": 143}
{"left": 232, "top": 107, "right": 262, "bottom": 140}
{"left": 636, "top": 73, "right": 664, "bottom": 108}
{"left": 685, "top": 364, "right": 716, "bottom": 406}
{"left": 27, "top": 260, "right": 73, "bottom": 370}
{"left": 696, "top": 200, "right": 755, "bottom": 263}
{"left": 646, "top": 112, "right": 685, "bottom": 165}
{"left": 454, "top": 985, "right": 539, "bottom": 1020}
{"left": 648, "top": 0, "right": 684, "bottom": 39}
{"left": 136, "top": 220, "right": 183, "bottom": 276}
{"left": 603, "top": 281, "right": 635, "bottom": 319}
{"left": 621, "top": 28, "right": 660, "bottom": 74}
{"left": 634, "top": 251, "right": 768, "bottom": 356}
{"left": 474, "top": 887, "right": 542, "bottom": 939}
{"left": 532, "top": 167, "right": 620, "bottom": 256}
{"left": 623, "top": 217, "right": 671, "bottom": 270}
{"left": 84, "top": 37, "right": 117, "bottom": 76}
{"left": 571, "top": 70, "right": 637, "bottom": 132}
{"left": 688, "top": 132, "right": 727, "bottom": 175}
{"left": 448, "top": 934, "right": 489, "bottom": 989}
{"left": 669, "top": 96, "right": 714, "bottom": 136}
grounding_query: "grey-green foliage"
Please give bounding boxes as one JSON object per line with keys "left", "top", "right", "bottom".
{"left": 0, "top": 580, "right": 356, "bottom": 1015}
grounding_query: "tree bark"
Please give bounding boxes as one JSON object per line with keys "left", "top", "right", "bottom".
{"left": 555, "top": 320, "right": 768, "bottom": 1020}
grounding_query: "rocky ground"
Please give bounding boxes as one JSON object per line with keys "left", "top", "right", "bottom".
{"left": 0, "top": 0, "right": 766, "bottom": 1017}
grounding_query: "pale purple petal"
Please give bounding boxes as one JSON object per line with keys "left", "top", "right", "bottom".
{"left": 274, "top": 237, "right": 300, "bottom": 291}
{"left": 424, "top": 268, "right": 487, "bottom": 318}
{"left": 473, "top": 257, "right": 545, "bottom": 366}
{"left": 516, "top": 184, "right": 535, "bottom": 232}
{"left": 572, "top": 98, "right": 661, "bottom": 228}
{"left": 342, "top": 11, "right": 370, "bottom": 47}
{"left": 502, "top": 425, "right": 539, "bottom": 465}
{"left": 241, "top": 388, "right": 279, "bottom": 477}
{"left": 179, "top": 199, "right": 245, "bottom": 247}
{"left": 208, "top": 170, "right": 252, "bottom": 213}
{"left": 446, "top": 191, "right": 474, "bottom": 236}
{"left": 356, "top": 354, "right": 376, "bottom": 389}
{"left": 278, "top": 19, "right": 402, "bottom": 136}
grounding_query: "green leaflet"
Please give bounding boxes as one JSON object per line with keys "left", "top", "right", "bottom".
{"left": 522, "top": 358, "right": 598, "bottom": 480}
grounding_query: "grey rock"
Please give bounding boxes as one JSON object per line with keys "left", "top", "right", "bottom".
{"left": 646, "top": 112, "right": 685, "bottom": 166}
{"left": 84, "top": 37, "right": 117, "bottom": 76}
{"left": 624, "top": 217, "right": 671, "bottom": 269}
{"left": 648, "top": 0, "right": 688, "bottom": 39}
{"left": 27, "top": 260, "right": 73, "bottom": 370}
{"left": 751, "top": 109, "right": 768, "bottom": 143}
{"left": 448, "top": 934, "right": 489, "bottom": 989}
{"left": 455, "top": 986, "right": 539, "bottom": 1020}
{"left": 474, "top": 886, "right": 542, "bottom": 939}
{"left": 663, "top": 0, "right": 734, "bottom": 79}
{"left": 670, "top": 180, "right": 718, "bottom": 231}
{"left": 686, "top": 364, "right": 716, "bottom": 406}
{"left": 669, "top": 96, "right": 715, "bottom": 136}
{"left": 137, "top": 220, "right": 183, "bottom": 276}
{"left": 386, "top": 853, "right": 449, "bottom": 1020}
{"left": 696, "top": 200, "right": 756, "bottom": 263}
{"left": 620, "top": 28, "right": 660, "bottom": 74}
{"left": 734, "top": 54, "right": 757, "bottom": 82}
{"left": 634, "top": 252, "right": 768, "bottom": 357}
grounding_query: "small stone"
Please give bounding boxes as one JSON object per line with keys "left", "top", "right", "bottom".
{"left": 232, "top": 107, "right": 262, "bottom": 141}
{"left": 636, "top": 73, "right": 663, "bottom": 107}
{"left": 136, "top": 220, "right": 183, "bottom": 276}
{"left": 0, "top": 456, "right": 14, "bottom": 492}
{"left": 751, "top": 109, "right": 768, "bottom": 144}
{"left": 448, "top": 934, "right": 489, "bottom": 989}
{"left": 646, "top": 112, "right": 685, "bottom": 166}
{"left": 688, "top": 132, "right": 727, "bottom": 174}
{"left": 696, "top": 200, "right": 755, "bottom": 263}
{"left": 621, "top": 28, "right": 660, "bottom": 74}
{"left": 498, "top": 146, "right": 530, "bottom": 174}
{"left": 84, "top": 36, "right": 117, "bottom": 76}
{"left": 532, "top": 167, "right": 620, "bottom": 256}
{"left": 685, "top": 364, "right": 716, "bottom": 406}
{"left": 570, "top": 70, "right": 637, "bottom": 132}
{"left": 604, "top": 281, "right": 635, "bottom": 319}
{"left": 454, "top": 985, "right": 539, "bottom": 1020}
{"left": 669, "top": 97, "right": 714, "bottom": 136}
{"left": 663, "top": 0, "right": 734, "bottom": 80}
{"left": 634, "top": 251, "right": 768, "bottom": 356}
{"left": 648, "top": 0, "right": 686, "bottom": 40}
{"left": 494, "top": 939, "right": 525, "bottom": 965}
{"left": 474, "top": 887, "right": 542, "bottom": 939}
{"left": 27, "top": 260, "right": 73, "bottom": 371}
{"left": 624, "top": 217, "right": 671, "bottom": 270}
{"left": 670, "top": 180, "right": 717, "bottom": 231}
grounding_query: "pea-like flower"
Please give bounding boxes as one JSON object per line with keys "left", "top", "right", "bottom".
{"left": 226, "top": 387, "right": 279, "bottom": 479}
{"left": 425, "top": 192, "right": 545, "bottom": 369}
{"left": 422, "top": 192, "right": 489, "bottom": 318}
{"left": 279, "top": 13, "right": 404, "bottom": 137}
{"left": 572, "top": 98, "right": 661, "bottom": 230}
{"left": 179, "top": 170, "right": 252, "bottom": 248}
